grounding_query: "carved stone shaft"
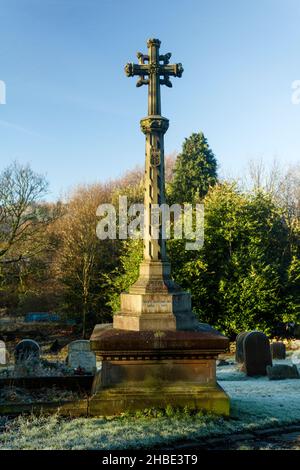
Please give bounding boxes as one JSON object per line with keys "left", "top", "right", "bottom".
{"left": 113, "top": 39, "right": 188, "bottom": 331}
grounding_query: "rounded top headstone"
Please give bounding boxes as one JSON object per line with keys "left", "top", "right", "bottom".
{"left": 270, "top": 341, "right": 286, "bottom": 359}
{"left": 14, "top": 339, "right": 40, "bottom": 363}
{"left": 243, "top": 331, "right": 272, "bottom": 376}
{"left": 67, "top": 340, "right": 96, "bottom": 374}
{"left": 0, "top": 340, "right": 6, "bottom": 365}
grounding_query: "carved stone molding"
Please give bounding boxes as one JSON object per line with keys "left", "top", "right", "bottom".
{"left": 140, "top": 116, "right": 169, "bottom": 134}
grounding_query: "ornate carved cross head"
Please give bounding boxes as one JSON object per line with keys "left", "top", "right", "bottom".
{"left": 125, "top": 38, "right": 183, "bottom": 89}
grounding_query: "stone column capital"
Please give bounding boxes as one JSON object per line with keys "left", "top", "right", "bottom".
{"left": 140, "top": 115, "right": 169, "bottom": 134}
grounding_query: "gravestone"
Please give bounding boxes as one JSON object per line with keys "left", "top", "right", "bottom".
{"left": 14, "top": 339, "right": 40, "bottom": 363}
{"left": 235, "top": 332, "right": 248, "bottom": 363}
{"left": 294, "top": 325, "right": 300, "bottom": 339}
{"left": 267, "top": 364, "right": 299, "bottom": 380}
{"left": 67, "top": 340, "right": 96, "bottom": 374}
{"left": 0, "top": 340, "right": 6, "bottom": 365}
{"left": 68, "top": 340, "right": 90, "bottom": 352}
{"left": 243, "top": 331, "right": 272, "bottom": 376}
{"left": 270, "top": 341, "right": 286, "bottom": 359}
{"left": 291, "top": 351, "right": 300, "bottom": 364}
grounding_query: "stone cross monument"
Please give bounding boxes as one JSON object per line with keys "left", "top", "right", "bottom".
{"left": 90, "top": 39, "right": 230, "bottom": 416}
{"left": 124, "top": 38, "right": 183, "bottom": 264}
{"left": 113, "top": 39, "right": 198, "bottom": 331}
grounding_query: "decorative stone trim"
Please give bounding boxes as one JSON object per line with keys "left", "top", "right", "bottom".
{"left": 140, "top": 116, "right": 169, "bottom": 134}
{"left": 96, "top": 352, "right": 221, "bottom": 361}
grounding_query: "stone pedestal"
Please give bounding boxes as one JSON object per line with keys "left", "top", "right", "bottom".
{"left": 113, "top": 261, "right": 200, "bottom": 331}
{"left": 89, "top": 327, "right": 230, "bottom": 416}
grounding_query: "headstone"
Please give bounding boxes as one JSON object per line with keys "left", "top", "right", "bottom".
{"left": 267, "top": 364, "right": 299, "bottom": 380}
{"left": 272, "top": 321, "right": 286, "bottom": 339}
{"left": 294, "top": 324, "right": 300, "bottom": 339}
{"left": 270, "top": 341, "right": 286, "bottom": 359}
{"left": 291, "top": 348, "right": 300, "bottom": 365}
{"left": 14, "top": 339, "right": 40, "bottom": 363}
{"left": 0, "top": 340, "right": 6, "bottom": 365}
{"left": 68, "top": 340, "right": 91, "bottom": 352}
{"left": 67, "top": 340, "right": 96, "bottom": 374}
{"left": 243, "top": 331, "right": 272, "bottom": 376}
{"left": 235, "top": 332, "right": 249, "bottom": 363}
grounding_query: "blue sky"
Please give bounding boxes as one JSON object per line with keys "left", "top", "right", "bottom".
{"left": 0, "top": 0, "right": 299, "bottom": 199}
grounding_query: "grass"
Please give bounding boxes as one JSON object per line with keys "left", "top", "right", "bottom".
{"left": 0, "top": 412, "right": 239, "bottom": 450}
{"left": 0, "top": 401, "right": 299, "bottom": 449}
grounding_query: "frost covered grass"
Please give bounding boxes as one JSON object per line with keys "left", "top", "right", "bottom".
{"left": 0, "top": 412, "right": 228, "bottom": 450}
{"left": 0, "top": 359, "right": 299, "bottom": 450}
{"left": 219, "top": 360, "right": 300, "bottom": 428}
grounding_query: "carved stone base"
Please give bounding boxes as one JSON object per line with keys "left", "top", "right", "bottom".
{"left": 89, "top": 328, "right": 230, "bottom": 416}
{"left": 113, "top": 260, "right": 200, "bottom": 331}
{"left": 89, "top": 381, "right": 229, "bottom": 417}
{"left": 114, "top": 291, "right": 198, "bottom": 331}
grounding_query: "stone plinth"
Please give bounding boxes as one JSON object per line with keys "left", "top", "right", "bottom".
{"left": 114, "top": 291, "right": 199, "bottom": 331}
{"left": 89, "top": 327, "right": 230, "bottom": 416}
{"left": 113, "top": 261, "right": 200, "bottom": 331}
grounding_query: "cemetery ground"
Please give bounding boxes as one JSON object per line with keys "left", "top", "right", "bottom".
{"left": 0, "top": 340, "right": 300, "bottom": 450}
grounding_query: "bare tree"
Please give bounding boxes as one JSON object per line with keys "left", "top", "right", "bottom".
{"left": 246, "top": 158, "right": 300, "bottom": 256}
{"left": 0, "top": 162, "right": 56, "bottom": 264}
{"left": 52, "top": 183, "right": 116, "bottom": 338}
{"left": 247, "top": 158, "right": 299, "bottom": 209}
{"left": 247, "top": 157, "right": 284, "bottom": 195}
{"left": 165, "top": 152, "right": 177, "bottom": 183}
{"left": 277, "top": 164, "right": 300, "bottom": 221}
